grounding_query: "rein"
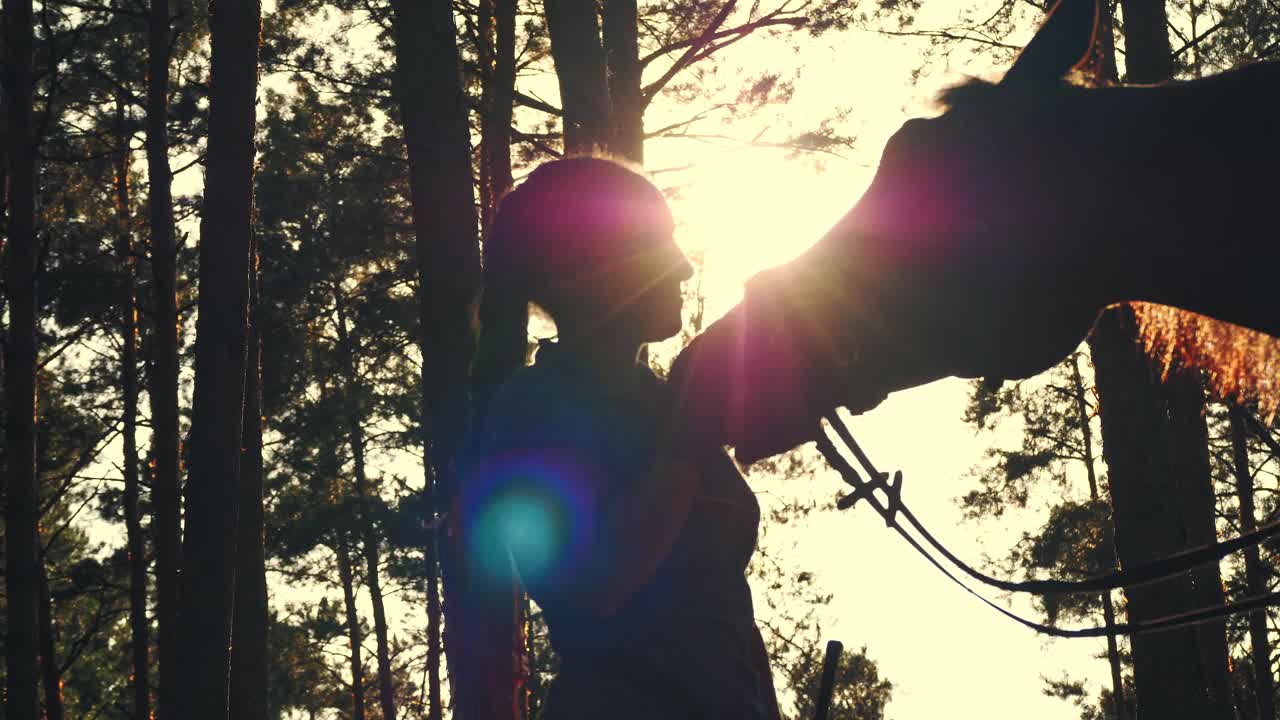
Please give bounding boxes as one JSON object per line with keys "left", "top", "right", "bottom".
{"left": 816, "top": 411, "right": 1280, "bottom": 637}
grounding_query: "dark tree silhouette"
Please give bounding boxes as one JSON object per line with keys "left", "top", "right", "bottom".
{"left": 335, "top": 538, "right": 369, "bottom": 720}
{"left": 602, "top": 0, "right": 644, "bottom": 161}
{"left": 477, "top": 0, "right": 516, "bottom": 229}
{"left": 3, "top": 0, "right": 41, "bottom": 717}
{"left": 113, "top": 86, "right": 150, "bottom": 720}
{"left": 332, "top": 288, "right": 399, "bottom": 720}
{"left": 544, "top": 0, "right": 612, "bottom": 153}
{"left": 36, "top": 546, "right": 65, "bottom": 720}
{"left": 390, "top": 0, "right": 483, "bottom": 716}
{"left": 145, "top": 0, "right": 185, "bottom": 713}
{"left": 1229, "top": 408, "right": 1277, "bottom": 720}
{"left": 174, "top": 1, "right": 260, "bottom": 719}
{"left": 231, "top": 230, "right": 269, "bottom": 720}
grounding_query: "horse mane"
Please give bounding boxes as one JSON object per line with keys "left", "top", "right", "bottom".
{"left": 935, "top": 73, "right": 1097, "bottom": 111}
{"left": 934, "top": 78, "right": 1002, "bottom": 110}
{"left": 1132, "top": 303, "right": 1280, "bottom": 418}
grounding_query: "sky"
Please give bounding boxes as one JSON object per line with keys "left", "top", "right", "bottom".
{"left": 630, "top": 5, "right": 1121, "bottom": 718}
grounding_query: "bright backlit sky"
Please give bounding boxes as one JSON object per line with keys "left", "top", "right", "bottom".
{"left": 630, "top": 4, "right": 1116, "bottom": 718}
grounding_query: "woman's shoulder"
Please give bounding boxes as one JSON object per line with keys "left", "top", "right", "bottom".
{"left": 488, "top": 355, "right": 585, "bottom": 419}
{"left": 479, "top": 356, "right": 602, "bottom": 449}
{"left": 482, "top": 352, "right": 667, "bottom": 454}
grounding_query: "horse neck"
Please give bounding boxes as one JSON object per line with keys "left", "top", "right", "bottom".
{"left": 1085, "top": 63, "right": 1280, "bottom": 337}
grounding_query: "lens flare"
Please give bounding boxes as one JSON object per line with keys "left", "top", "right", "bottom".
{"left": 461, "top": 452, "right": 597, "bottom": 588}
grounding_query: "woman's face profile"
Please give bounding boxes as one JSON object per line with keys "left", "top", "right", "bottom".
{"left": 594, "top": 198, "right": 692, "bottom": 344}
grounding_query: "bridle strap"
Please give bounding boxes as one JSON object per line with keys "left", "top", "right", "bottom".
{"left": 817, "top": 411, "right": 1280, "bottom": 637}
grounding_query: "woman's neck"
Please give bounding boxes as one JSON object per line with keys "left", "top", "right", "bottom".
{"left": 553, "top": 327, "right": 647, "bottom": 390}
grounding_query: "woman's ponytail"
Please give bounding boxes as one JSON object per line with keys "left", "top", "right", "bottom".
{"left": 470, "top": 272, "right": 530, "bottom": 430}
{"left": 450, "top": 184, "right": 534, "bottom": 720}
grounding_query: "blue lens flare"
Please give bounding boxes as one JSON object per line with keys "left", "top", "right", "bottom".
{"left": 474, "top": 490, "right": 557, "bottom": 579}
{"left": 460, "top": 452, "right": 597, "bottom": 588}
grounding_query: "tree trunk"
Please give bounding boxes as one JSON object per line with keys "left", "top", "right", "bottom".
{"left": 478, "top": 0, "right": 515, "bottom": 231}
{"left": 543, "top": 0, "right": 612, "bottom": 153}
{"left": 1096, "top": 0, "right": 1119, "bottom": 84}
{"left": 115, "top": 95, "right": 151, "bottom": 720}
{"left": 1230, "top": 408, "right": 1276, "bottom": 720}
{"left": 1071, "top": 353, "right": 1128, "bottom": 720}
{"left": 336, "top": 541, "right": 368, "bottom": 720}
{"left": 145, "top": 0, "right": 184, "bottom": 713}
{"left": 1170, "top": 374, "right": 1234, "bottom": 719}
{"left": 1089, "top": 306, "right": 1232, "bottom": 720}
{"left": 364, "top": 536, "right": 396, "bottom": 720}
{"left": 602, "top": 0, "right": 643, "bottom": 162}
{"left": 230, "top": 231, "right": 269, "bottom": 720}
{"left": 333, "top": 295, "right": 397, "bottom": 720}
{"left": 1, "top": 79, "right": 8, "bottom": 247}
{"left": 1077, "top": 20, "right": 1127, "bottom": 717}
{"left": 175, "top": 0, "right": 260, "bottom": 717}
{"left": 388, "top": 1, "right": 483, "bottom": 718}
{"left": 3, "top": 0, "right": 41, "bottom": 715}
{"left": 1118, "top": 0, "right": 1173, "bottom": 83}
{"left": 37, "top": 555, "right": 66, "bottom": 720}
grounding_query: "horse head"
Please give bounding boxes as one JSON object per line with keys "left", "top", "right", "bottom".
{"left": 671, "top": 0, "right": 1140, "bottom": 461}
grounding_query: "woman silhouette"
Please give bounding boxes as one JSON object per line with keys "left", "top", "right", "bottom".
{"left": 458, "top": 157, "right": 782, "bottom": 719}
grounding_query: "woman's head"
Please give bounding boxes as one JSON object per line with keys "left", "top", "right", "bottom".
{"left": 485, "top": 157, "right": 693, "bottom": 345}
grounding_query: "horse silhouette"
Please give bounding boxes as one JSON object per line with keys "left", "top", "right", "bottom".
{"left": 670, "top": 0, "right": 1280, "bottom": 462}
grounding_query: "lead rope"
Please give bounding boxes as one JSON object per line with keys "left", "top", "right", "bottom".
{"left": 816, "top": 411, "right": 1280, "bottom": 638}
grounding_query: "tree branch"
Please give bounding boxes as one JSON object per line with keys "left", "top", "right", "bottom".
{"left": 640, "top": 15, "right": 806, "bottom": 68}
{"left": 642, "top": 0, "right": 740, "bottom": 104}
{"left": 1172, "top": 18, "right": 1227, "bottom": 59}
{"left": 875, "top": 27, "right": 1021, "bottom": 51}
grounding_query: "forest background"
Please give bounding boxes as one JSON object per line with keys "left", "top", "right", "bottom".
{"left": 2, "top": 0, "right": 1280, "bottom": 719}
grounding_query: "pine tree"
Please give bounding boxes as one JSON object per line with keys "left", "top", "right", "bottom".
{"left": 960, "top": 350, "right": 1128, "bottom": 719}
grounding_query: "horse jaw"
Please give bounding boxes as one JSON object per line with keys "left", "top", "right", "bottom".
{"left": 667, "top": 241, "right": 934, "bottom": 463}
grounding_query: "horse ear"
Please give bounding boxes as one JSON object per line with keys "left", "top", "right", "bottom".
{"left": 1001, "top": 0, "right": 1100, "bottom": 87}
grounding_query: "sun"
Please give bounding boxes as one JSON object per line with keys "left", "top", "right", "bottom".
{"left": 659, "top": 147, "right": 874, "bottom": 322}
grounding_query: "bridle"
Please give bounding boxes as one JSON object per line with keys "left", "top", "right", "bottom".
{"left": 815, "top": 411, "right": 1280, "bottom": 637}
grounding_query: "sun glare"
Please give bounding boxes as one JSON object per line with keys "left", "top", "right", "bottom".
{"left": 663, "top": 149, "right": 875, "bottom": 321}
